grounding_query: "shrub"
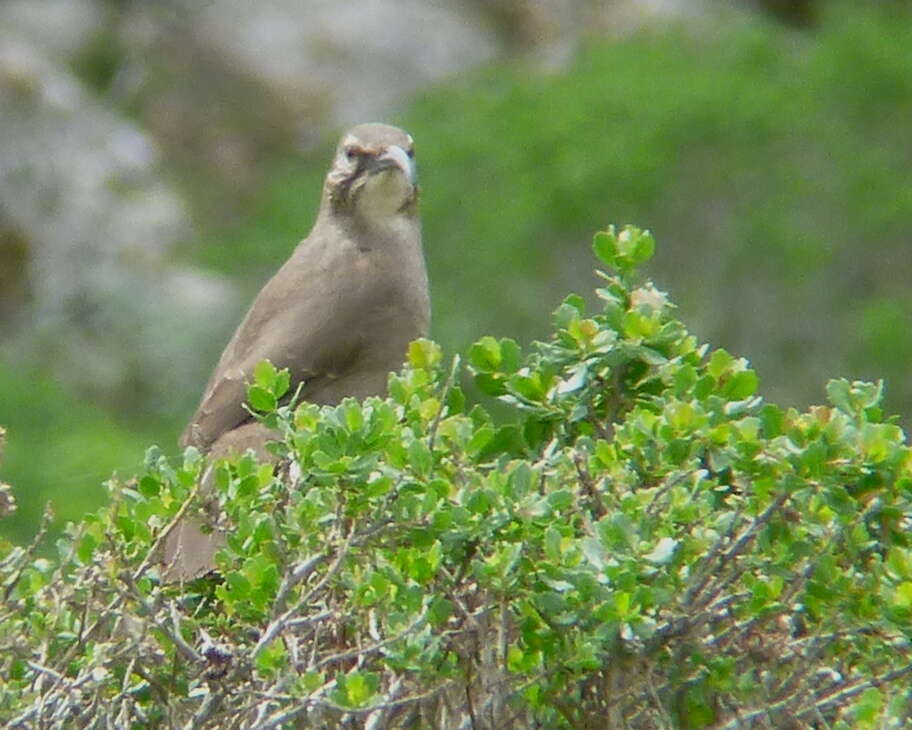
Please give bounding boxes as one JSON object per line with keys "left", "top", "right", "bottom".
{"left": 2, "top": 227, "right": 910, "bottom": 728}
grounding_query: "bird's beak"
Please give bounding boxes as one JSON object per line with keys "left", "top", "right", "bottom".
{"left": 370, "top": 145, "right": 417, "bottom": 186}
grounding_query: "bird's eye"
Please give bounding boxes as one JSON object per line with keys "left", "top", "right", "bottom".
{"left": 344, "top": 146, "right": 358, "bottom": 160}
{"left": 406, "top": 147, "right": 415, "bottom": 159}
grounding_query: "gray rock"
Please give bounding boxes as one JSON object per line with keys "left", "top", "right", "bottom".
{"left": 0, "top": 0, "right": 104, "bottom": 59}
{"left": 0, "top": 31, "right": 233, "bottom": 417}
{"left": 182, "top": 0, "right": 500, "bottom": 134}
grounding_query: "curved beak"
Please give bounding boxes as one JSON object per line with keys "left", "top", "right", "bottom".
{"left": 369, "top": 145, "right": 417, "bottom": 186}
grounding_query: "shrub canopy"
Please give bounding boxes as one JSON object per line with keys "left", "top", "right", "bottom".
{"left": 2, "top": 227, "right": 911, "bottom": 728}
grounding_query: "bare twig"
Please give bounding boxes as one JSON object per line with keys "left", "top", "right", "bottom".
{"left": 428, "top": 354, "right": 462, "bottom": 452}
{"left": 133, "top": 483, "right": 202, "bottom": 582}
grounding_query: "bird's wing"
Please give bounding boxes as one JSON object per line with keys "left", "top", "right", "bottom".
{"left": 181, "top": 235, "right": 363, "bottom": 449}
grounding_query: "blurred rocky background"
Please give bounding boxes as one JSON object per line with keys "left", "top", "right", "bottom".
{"left": 1, "top": 0, "right": 910, "bottom": 541}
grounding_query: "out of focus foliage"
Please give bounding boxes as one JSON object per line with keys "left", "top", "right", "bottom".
{"left": 3, "top": 2, "right": 911, "bottom": 545}
{"left": 2, "top": 228, "right": 911, "bottom": 728}
{"left": 0, "top": 366, "right": 157, "bottom": 544}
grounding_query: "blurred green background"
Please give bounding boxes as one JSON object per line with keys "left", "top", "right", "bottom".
{"left": 1, "top": 0, "right": 910, "bottom": 543}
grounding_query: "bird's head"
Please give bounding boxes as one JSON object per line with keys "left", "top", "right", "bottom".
{"left": 325, "top": 123, "right": 418, "bottom": 222}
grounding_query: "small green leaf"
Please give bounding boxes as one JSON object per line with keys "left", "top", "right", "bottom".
{"left": 630, "top": 228, "right": 656, "bottom": 264}
{"left": 707, "top": 349, "right": 735, "bottom": 379}
{"left": 852, "top": 687, "right": 883, "bottom": 723}
{"left": 408, "top": 338, "right": 442, "bottom": 369}
{"left": 546, "top": 489, "right": 573, "bottom": 512}
{"left": 722, "top": 370, "right": 759, "bottom": 400}
{"left": 253, "top": 360, "right": 277, "bottom": 387}
{"left": 408, "top": 439, "right": 433, "bottom": 477}
{"left": 614, "top": 591, "right": 633, "bottom": 619}
{"left": 477, "top": 424, "right": 525, "bottom": 460}
{"left": 581, "top": 536, "right": 607, "bottom": 570}
{"left": 622, "top": 310, "right": 660, "bottom": 339}
{"left": 827, "top": 378, "right": 884, "bottom": 416}
{"left": 892, "top": 582, "right": 912, "bottom": 608}
{"left": 467, "top": 426, "right": 495, "bottom": 456}
{"left": 474, "top": 373, "right": 506, "bottom": 396}
{"left": 138, "top": 475, "right": 160, "bottom": 497}
{"left": 76, "top": 534, "right": 98, "bottom": 563}
{"left": 274, "top": 369, "right": 291, "bottom": 399}
{"left": 760, "top": 403, "right": 784, "bottom": 436}
{"left": 499, "top": 339, "right": 523, "bottom": 373}
{"left": 469, "top": 336, "right": 502, "bottom": 372}
{"left": 224, "top": 571, "right": 251, "bottom": 600}
{"left": 247, "top": 385, "right": 277, "bottom": 413}
{"left": 826, "top": 378, "right": 852, "bottom": 413}
{"left": 544, "top": 526, "right": 562, "bottom": 562}
{"left": 592, "top": 229, "right": 620, "bottom": 267}
{"left": 298, "top": 671, "right": 325, "bottom": 693}
{"left": 255, "top": 639, "right": 287, "bottom": 677}
{"left": 428, "top": 596, "right": 453, "bottom": 625}
{"left": 563, "top": 293, "right": 586, "bottom": 314}
{"left": 336, "top": 671, "right": 378, "bottom": 708}
{"left": 507, "top": 644, "right": 541, "bottom": 674}
{"left": 342, "top": 400, "right": 364, "bottom": 432}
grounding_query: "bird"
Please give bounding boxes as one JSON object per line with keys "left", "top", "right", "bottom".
{"left": 162, "top": 123, "right": 430, "bottom": 581}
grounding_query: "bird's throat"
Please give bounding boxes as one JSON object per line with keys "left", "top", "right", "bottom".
{"left": 354, "top": 169, "right": 414, "bottom": 223}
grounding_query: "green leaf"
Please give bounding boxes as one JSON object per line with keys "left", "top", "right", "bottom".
{"left": 499, "top": 339, "right": 523, "bottom": 373}
{"left": 138, "top": 475, "right": 160, "bottom": 497}
{"left": 274, "top": 369, "right": 291, "bottom": 399}
{"left": 507, "top": 372, "right": 551, "bottom": 402}
{"left": 408, "top": 338, "right": 442, "bottom": 369}
{"left": 408, "top": 439, "right": 433, "bottom": 477}
{"left": 428, "top": 596, "right": 453, "bottom": 626}
{"left": 581, "top": 536, "right": 607, "bottom": 570}
{"left": 474, "top": 372, "right": 506, "bottom": 396}
{"left": 335, "top": 671, "right": 379, "bottom": 708}
{"left": 224, "top": 571, "right": 251, "bottom": 600}
{"left": 722, "top": 370, "right": 759, "bottom": 400}
{"left": 891, "top": 581, "right": 912, "bottom": 608}
{"left": 592, "top": 229, "right": 620, "bottom": 267}
{"left": 469, "top": 336, "right": 501, "bottom": 372}
{"left": 445, "top": 382, "right": 466, "bottom": 414}
{"left": 507, "top": 644, "right": 541, "bottom": 674}
{"left": 613, "top": 591, "right": 633, "bottom": 620}
{"left": 507, "top": 462, "right": 533, "bottom": 498}
{"left": 852, "top": 687, "right": 883, "bottom": 724}
{"left": 76, "top": 534, "right": 98, "bottom": 563}
{"left": 253, "top": 359, "right": 278, "bottom": 387}
{"left": 861, "top": 423, "right": 903, "bottom": 463}
{"left": 466, "top": 426, "right": 495, "bottom": 456}
{"left": 477, "top": 424, "right": 525, "bottom": 460}
{"left": 707, "top": 349, "right": 735, "bottom": 379}
{"left": 594, "top": 226, "right": 656, "bottom": 272}
{"left": 630, "top": 228, "right": 656, "bottom": 264}
{"left": 247, "top": 384, "right": 277, "bottom": 413}
{"left": 546, "top": 489, "right": 573, "bottom": 512}
{"left": 759, "top": 403, "right": 784, "bottom": 436}
{"left": 622, "top": 311, "right": 660, "bottom": 339}
{"left": 298, "top": 671, "right": 325, "bottom": 693}
{"left": 826, "top": 378, "right": 853, "bottom": 414}
{"left": 255, "top": 639, "right": 287, "bottom": 677}
{"left": 562, "top": 293, "right": 586, "bottom": 314}
{"left": 544, "top": 526, "right": 562, "bottom": 562}
{"left": 342, "top": 400, "right": 364, "bottom": 432}
{"left": 827, "top": 378, "right": 884, "bottom": 417}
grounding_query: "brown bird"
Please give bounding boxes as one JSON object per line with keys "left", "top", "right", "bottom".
{"left": 162, "top": 123, "right": 430, "bottom": 581}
